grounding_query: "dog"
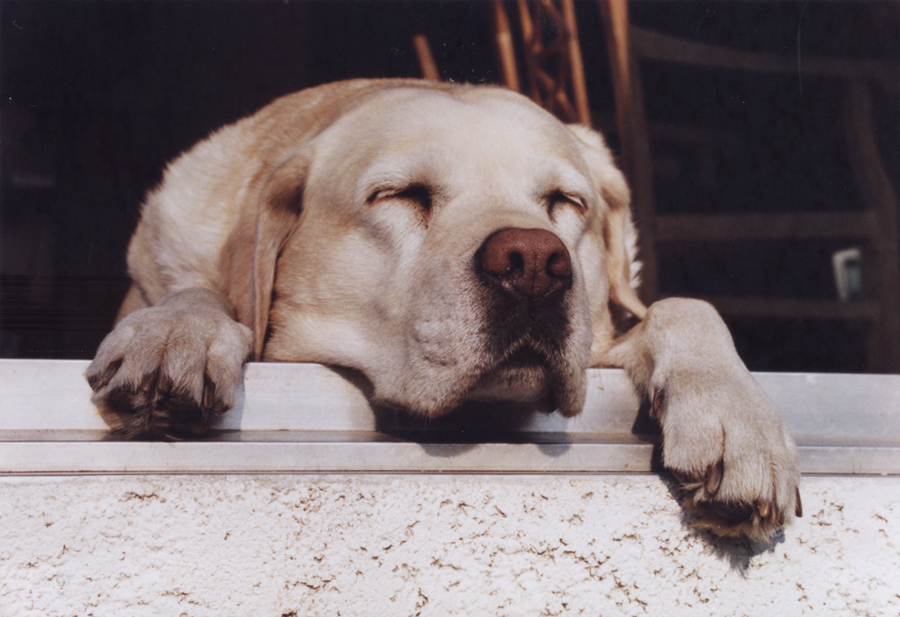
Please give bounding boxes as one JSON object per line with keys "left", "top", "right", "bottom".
{"left": 86, "top": 79, "right": 801, "bottom": 540}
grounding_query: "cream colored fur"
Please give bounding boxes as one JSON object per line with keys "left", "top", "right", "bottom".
{"left": 87, "top": 79, "right": 800, "bottom": 541}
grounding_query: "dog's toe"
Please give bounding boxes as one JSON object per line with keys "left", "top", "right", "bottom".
{"left": 673, "top": 457, "right": 801, "bottom": 542}
{"left": 87, "top": 289, "right": 252, "bottom": 438}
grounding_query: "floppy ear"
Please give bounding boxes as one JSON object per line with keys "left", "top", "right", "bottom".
{"left": 568, "top": 124, "right": 647, "bottom": 321}
{"left": 224, "top": 153, "right": 310, "bottom": 359}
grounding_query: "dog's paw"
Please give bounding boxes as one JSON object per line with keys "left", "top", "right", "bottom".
{"left": 652, "top": 369, "right": 802, "bottom": 542}
{"left": 86, "top": 289, "right": 252, "bottom": 438}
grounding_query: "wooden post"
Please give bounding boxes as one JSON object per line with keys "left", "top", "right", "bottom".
{"left": 492, "top": 0, "right": 521, "bottom": 92}
{"left": 561, "top": 0, "right": 591, "bottom": 125}
{"left": 516, "top": 0, "right": 543, "bottom": 104}
{"left": 413, "top": 34, "right": 440, "bottom": 82}
{"left": 598, "top": 0, "right": 658, "bottom": 303}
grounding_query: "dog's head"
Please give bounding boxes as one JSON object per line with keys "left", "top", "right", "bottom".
{"left": 226, "top": 82, "right": 645, "bottom": 417}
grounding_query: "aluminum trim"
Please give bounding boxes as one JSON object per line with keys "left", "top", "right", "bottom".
{"left": 1, "top": 360, "right": 898, "bottom": 475}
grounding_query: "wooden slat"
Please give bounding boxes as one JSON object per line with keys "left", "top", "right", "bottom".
{"left": 654, "top": 212, "right": 877, "bottom": 241}
{"left": 492, "top": 0, "right": 520, "bottom": 92}
{"left": 516, "top": 0, "right": 543, "bottom": 105}
{"left": 598, "top": 0, "right": 659, "bottom": 302}
{"left": 701, "top": 296, "right": 880, "bottom": 321}
{"left": 412, "top": 34, "right": 440, "bottom": 82}
{"left": 560, "top": 0, "right": 590, "bottom": 125}
{"left": 631, "top": 26, "right": 900, "bottom": 94}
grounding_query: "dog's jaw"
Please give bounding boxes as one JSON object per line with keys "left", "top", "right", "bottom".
{"left": 468, "top": 349, "right": 588, "bottom": 418}
{"left": 363, "top": 279, "right": 593, "bottom": 420}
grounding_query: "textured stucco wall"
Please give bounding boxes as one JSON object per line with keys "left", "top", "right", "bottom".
{"left": 1, "top": 474, "right": 898, "bottom": 616}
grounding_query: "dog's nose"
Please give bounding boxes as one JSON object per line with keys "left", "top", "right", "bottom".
{"left": 479, "top": 228, "right": 572, "bottom": 299}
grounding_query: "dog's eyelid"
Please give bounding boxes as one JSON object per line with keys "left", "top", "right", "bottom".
{"left": 367, "top": 183, "right": 433, "bottom": 210}
{"left": 547, "top": 190, "right": 588, "bottom": 214}
{"left": 365, "top": 186, "right": 392, "bottom": 203}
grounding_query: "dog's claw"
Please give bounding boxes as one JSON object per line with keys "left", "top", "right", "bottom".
{"left": 756, "top": 498, "right": 771, "bottom": 521}
{"left": 87, "top": 358, "right": 122, "bottom": 392}
{"left": 141, "top": 369, "right": 163, "bottom": 394}
{"left": 756, "top": 498, "right": 781, "bottom": 525}
{"left": 795, "top": 488, "right": 803, "bottom": 518}
{"left": 704, "top": 460, "right": 723, "bottom": 496}
{"left": 156, "top": 373, "right": 172, "bottom": 396}
{"left": 202, "top": 377, "right": 217, "bottom": 410}
{"left": 650, "top": 388, "right": 664, "bottom": 420}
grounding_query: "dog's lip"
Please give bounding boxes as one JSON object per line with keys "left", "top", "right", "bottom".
{"left": 469, "top": 342, "right": 552, "bottom": 396}
{"left": 469, "top": 368, "right": 551, "bottom": 405}
{"left": 499, "top": 345, "right": 547, "bottom": 369}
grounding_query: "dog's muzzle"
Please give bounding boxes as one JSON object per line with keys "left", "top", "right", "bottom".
{"left": 475, "top": 227, "right": 574, "bottom": 357}
{"left": 469, "top": 227, "right": 584, "bottom": 413}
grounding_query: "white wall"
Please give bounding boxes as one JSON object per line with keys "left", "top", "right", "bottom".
{"left": 2, "top": 473, "right": 898, "bottom": 616}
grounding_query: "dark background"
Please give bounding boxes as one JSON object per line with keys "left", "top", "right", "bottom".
{"left": 1, "top": 0, "right": 898, "bottom": 373}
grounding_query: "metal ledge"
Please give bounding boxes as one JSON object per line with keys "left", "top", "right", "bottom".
{"left": 1, "top": 360, "right": 898, "bottom": 475}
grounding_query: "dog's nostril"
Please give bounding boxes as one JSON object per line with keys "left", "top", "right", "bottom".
{"left": 479, "top": 227, "right": 572, "bottom": 299}
{"left": 508, "top": 251, "right": 525, "bottom": 273}
{"left": 481, "top": 242, "right": 522, "bottom": 277}
{"left": 547, "top": 252, "right": 572, "bottom": 279}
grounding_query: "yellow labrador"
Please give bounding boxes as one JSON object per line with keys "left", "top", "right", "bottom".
{"left": 87, "top": 79, "right": 801, "bottom": 540}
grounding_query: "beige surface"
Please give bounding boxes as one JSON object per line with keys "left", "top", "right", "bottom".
{"left": 1, "top": 474, "right": 897, "bottom": 616}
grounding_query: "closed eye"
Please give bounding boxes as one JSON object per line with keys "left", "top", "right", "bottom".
{"left": 546, "top": 190, "right": 587, "bottom": 218}
{"left": 367, "top": 184, "right": 433, "bottom": 214}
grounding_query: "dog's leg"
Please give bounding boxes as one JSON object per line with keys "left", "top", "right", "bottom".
{"left": 605, "top": 298, "right": 802, "bottom": 541}
{"left": 86, "top": 288, "right": 252, "bottom": 438}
